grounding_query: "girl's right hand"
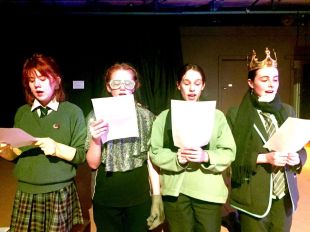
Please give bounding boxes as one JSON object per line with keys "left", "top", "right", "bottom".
{"left": 266, "top": 151, "right": 288, "bottom": 166}
{"left": 0, "top": 143, "right": 10, "bottom": 155}
{"left": 89, "top": 118, "right": 109, "bottom": 143}
{"left": 177, "top": 148, "right": 188, "bottom": 164}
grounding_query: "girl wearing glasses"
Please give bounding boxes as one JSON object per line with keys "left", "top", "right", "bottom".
{"left": 85, "top": 63, "right": 164, "bottom": 232}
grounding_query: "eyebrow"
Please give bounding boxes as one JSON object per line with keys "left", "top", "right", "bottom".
{"left": 258, "top": 75, "right": 278, "bottom": 79}
{"left": 183, "top": 78, "right": 202, "bottom": 82}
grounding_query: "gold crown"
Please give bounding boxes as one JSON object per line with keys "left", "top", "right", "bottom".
{"left": 247, "top": 47, "right": 277, "bottom": 71}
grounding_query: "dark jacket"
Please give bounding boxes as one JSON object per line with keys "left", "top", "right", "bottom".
{"left": 226, "top": 103, "right": 307, "bottom": 218}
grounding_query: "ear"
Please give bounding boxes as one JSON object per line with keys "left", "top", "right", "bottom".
{"left": 247, "top": 79, "right": 254, "bottom": 89}
{"left": 106, "top": 83, "right": 112, "bottom": 93}
{"left": 201, "top": 82, "right": 206, "bottom": 90}
{"left": 55, "top": 76, "right": 61, "bottom": 90}
{"left": 176, "top": 81, "right": 181, "bottom": 90}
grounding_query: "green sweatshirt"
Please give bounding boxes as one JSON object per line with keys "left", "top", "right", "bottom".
{"left": 150, "top": 109, "right": 236, "bottom": 204}
{"left": 13, "top": 101, "right": 87, "bottom": 194}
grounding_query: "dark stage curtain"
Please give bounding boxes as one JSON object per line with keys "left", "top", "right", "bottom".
{"left": 1, "top": 14, "right": 183, "bottom": 127}
{"left": 60, "top": 21, "right": 184, "bottom": 117}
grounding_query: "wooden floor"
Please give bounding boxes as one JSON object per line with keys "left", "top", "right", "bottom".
{"left": 291, "top": 163, "right": 310, "bottom": 232}
{"left": 1, "top": 147, "right": 310, "bottom": 231}
{"left": 0, "top": 159, "right": 16, "bottom": 228}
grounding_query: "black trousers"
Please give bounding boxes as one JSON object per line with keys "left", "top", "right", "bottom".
{"left": 239, "top": 194, "right": 293, "bottom": 232}
{"left": 163, "top": 194, "right": 222, "bottom": 232}
{"left": 93, "top": 198, "right": 151, "bottom": 232}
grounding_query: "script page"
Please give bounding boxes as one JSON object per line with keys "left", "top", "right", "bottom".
{"left": 171, "top": 100, "right": 216, "bottom": 148}
{"left": 91, "top": 95, "right": 139, "bottom": 143}
{"left": 264, "top": 117, "right": 310, "bottom": 152}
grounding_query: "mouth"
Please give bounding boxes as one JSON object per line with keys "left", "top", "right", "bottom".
{"left": 187, "top": 94, "right": 196, "bottom": 100}
{"left": 36, "top": 90, "right": 44, "bottom": 96}
{"left": 265, "top": 90, "right": 274, "bottom": 94}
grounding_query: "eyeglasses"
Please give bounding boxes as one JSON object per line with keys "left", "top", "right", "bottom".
{"left": 109, "top": 79, "right": 136, "bottom": 90}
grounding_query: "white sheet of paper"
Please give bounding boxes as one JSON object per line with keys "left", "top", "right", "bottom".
{"left": 171, "top": 100, "right": 216, "bottom": 148}
{"left": 264, "top": 117, "right": 310, "bottom": 152}
{"left": 91, "top": 95, "right": 139, "bottom": 142}
{"left": 0, "top": 128, "right": 36, "bottom": 147}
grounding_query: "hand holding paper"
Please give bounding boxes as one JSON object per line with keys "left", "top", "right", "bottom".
{"left": 265, "top": 151, "right": 288, "bottom": 166}
{"left": 178, "top": 147, "right": 209, "bottom": 163}
{"left": 0, "top": 143, "right": 20, "bottom": 161}
{"left": 91, "top": 95, "right": 139, "bottom": 143}
{"left": 35, "top": 137, "right": 58, "bottom": 156}
{"left": 263, "top": 117, "right": 310, "bottom": 153}
{"left": 35, "top": 137, "right": 76, "bottom": 161}
{"left": 0, "top": 128, "right": 36, "bottom": 148}
{"left": 177, "top": 148, "right": 188, "bottom": 164}
{"left": 89, "top": 118, "right": 109, "bottom": 144}
{"left": 0, "top": 143, "right": 12, "bottom": 155}
{"left": 287, "top": 152, "right": 301, "bottom": 166}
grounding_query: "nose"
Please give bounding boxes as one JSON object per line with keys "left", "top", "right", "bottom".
{"left": 119, "top": 82, "right": 126, "bottom": 90}
{"left": 189, "top": 83, "right": 195, "bottom": 91}
{"left": 34, "top": 77, "right": 41, "bottom": 87}
{"left": 267, "top": 79, "right": 273, "bottom": 87}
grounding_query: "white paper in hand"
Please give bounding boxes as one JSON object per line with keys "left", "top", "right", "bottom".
{"left": 264, "top": 117, "right": 310, "bottom": 152}
{"left": 0, "top": 128, "right": 36, "bottom": 147}
{"left": 91, "top": 95, "right": 139, "bottom": 143}
{"left": 171, "top": 100, "right": 216, "bottom": 148}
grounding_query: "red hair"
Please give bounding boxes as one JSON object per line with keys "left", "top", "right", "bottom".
{"left": 104, "top": 63, "right": 141, "bottom": 91}
{"left": 22, "top": 53, "right": 66, "bottom": 104}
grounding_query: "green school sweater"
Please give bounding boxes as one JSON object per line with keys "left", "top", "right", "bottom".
{"left": 13, "top": 101, "right": 87, "bottom": 194}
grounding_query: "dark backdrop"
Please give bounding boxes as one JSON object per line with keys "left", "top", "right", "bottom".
{"left": 1, "top": 11, "right": 183, "bottom": 127}
{"left": 301, "top": 64, "right": 310, "bottom": 119}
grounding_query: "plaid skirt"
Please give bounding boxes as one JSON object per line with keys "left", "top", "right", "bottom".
{"left": 9, "top": 182, "right": 84, "bottom": 232}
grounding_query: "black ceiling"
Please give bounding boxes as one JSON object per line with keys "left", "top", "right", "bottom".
{"left": 1, "top": 0, "right": 309, "bottom": 26}
{"left": 3, "top": 0, "right": 310, "bottom": 12}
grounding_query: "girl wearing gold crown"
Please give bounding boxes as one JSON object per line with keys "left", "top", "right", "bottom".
{"left": 226, "top": 48, "right": 307, "bottom": 232}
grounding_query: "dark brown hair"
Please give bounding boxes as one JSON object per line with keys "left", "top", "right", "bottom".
{"left": 177, "top": 63, "right": 206, "bottom": 85}
{"left": 248, "top": 69, "right": 258, "bottom": 81}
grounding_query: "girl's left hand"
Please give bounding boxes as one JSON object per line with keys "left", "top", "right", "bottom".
{"left": 287, "top": 152, "right": 301, "bottom": 166}
{"left": 0, "top": 143, "right": 11, "bottom": 155}
{"left": 35, "top": 137, "right": 57, "bottom": 156}
{"left": 181, "top": 147, "right": 209, "bottom": 163}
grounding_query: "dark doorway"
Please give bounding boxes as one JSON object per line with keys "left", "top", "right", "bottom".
{"left": 300, "top": 63, "right": 310, "bottom": 119}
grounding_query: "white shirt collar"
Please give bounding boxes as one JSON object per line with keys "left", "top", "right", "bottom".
{"left": 31, "top": 98, "right": 59, "bottom": 112}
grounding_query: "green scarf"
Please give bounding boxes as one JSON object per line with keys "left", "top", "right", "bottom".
{"left": 231, "top": 90, "right": 288, "bottom": 184}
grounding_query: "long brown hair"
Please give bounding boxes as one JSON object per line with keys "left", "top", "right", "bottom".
{"left": 22, "top": 53, "right": 66, "bottom": 104}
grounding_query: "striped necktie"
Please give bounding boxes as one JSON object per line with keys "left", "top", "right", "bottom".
{"left": 260, "top": 112, "right": 286, "bottom": 199}
{"left": 40, "top": 106, "right": 49, "bottom": 118}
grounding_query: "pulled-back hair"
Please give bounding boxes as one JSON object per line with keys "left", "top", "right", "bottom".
{"left": 177, "top": 63, "right": 206, "bottom": 85}
{"left": 104, "top": 63, "right": 141, "bottom": 91}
